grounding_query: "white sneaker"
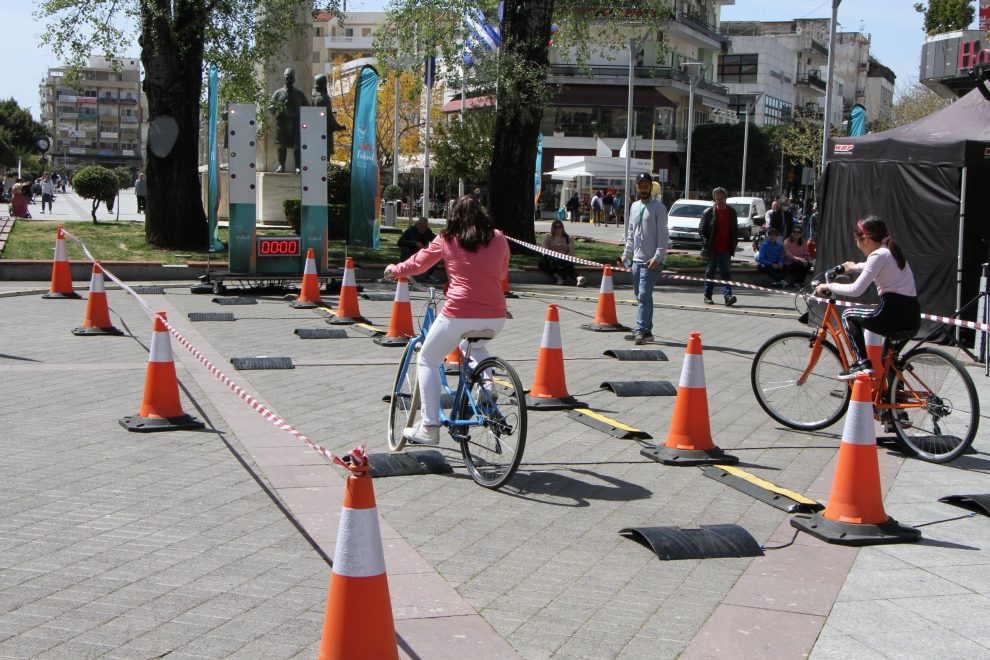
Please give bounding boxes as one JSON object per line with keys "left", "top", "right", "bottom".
{"left": 403, "top": 420, "right": 440, "bottom": 445}
{"left": 576, "top": 275, "right": 587, "bottom": 287}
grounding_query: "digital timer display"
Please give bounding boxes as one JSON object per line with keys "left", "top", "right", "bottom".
{"left": 257, "top": 237, "right": 301, "bottom": 257}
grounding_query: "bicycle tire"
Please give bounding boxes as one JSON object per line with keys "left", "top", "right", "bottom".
{"left": 751, "top": 331, "right": 850, "bottom": 430}
{"left": 889, "top": 347, "right": 979, "bottom": 463}
{"left": 387, "top": 338, "right": 422, "bottom": 452}
{"left": 458, "top": 356, "right": 527, "bottom": 489}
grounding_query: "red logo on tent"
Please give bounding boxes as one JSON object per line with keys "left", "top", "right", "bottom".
{"left": 834, "top": 144, "right": 854, "bottom": 154}
{"left": 984, "top": 147, "right": 990, "bottom": 158}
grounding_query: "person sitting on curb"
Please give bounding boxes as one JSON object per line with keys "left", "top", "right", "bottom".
{"left": 538, "top": 220, "right": 586, "bottom": 287}
{"left": 755, "top": 227, "right": 787, "bottom": 286}
{"left": 9, "top": 184, "right": 30, "bottom": 218}
{"left": 397, "top": 217, "right": 440, "bottom": 282}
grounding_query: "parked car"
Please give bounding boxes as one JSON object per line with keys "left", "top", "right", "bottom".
{"left": 726, "top": 196, "right": 767, "bottom": 240}
{"left": 666, "top": 199, "right": 712, "bottom": 246}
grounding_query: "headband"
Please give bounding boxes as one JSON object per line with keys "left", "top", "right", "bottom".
{"left": 856, "top": 219, "right": 866, "bottom": 234}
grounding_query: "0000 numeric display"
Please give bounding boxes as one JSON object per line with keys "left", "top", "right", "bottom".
{"left": 257, "top": 238, "right": 301, "bottom": 257}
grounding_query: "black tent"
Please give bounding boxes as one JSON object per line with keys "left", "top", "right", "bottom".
{"left": 816, "top": 87, "right": 990, "bottom": 337}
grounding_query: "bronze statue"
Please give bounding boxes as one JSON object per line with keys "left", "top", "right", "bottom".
{"left": 269, "top": 68, "right": 308, "bottom": 173}
{"left": 312, "top": 74, "right": 347, "bottom": 155}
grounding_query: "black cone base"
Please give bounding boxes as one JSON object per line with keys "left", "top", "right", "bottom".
{"left": 640, "top": 444, "right": 739, "bottom": 467}
{"left": 790, "top": 512, "right": 921, "bottom": 546}
{"left": 290, "top": 300, "right": 321, "bottom": 309}
{"left": 525, "top": 395, "right": 585, "bottom": 411}
{"left": 72, "top": 325, "right": 124, "bottom": 336}
{"left": 374, "top": 335, "right": 410, "bottom": 347}
{"left": 328, "top": 316, "right": 369, "bottom": 325}
{"left": 119, "top": 414, "right": 205, "bottom": 433}
{"left": 42, "top": 292, "right": 82, "bottom": 299}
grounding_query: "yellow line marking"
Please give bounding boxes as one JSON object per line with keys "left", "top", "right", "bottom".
{"left": 354, "top": 322, "right": 388, "bottom": 334}
{"left": 713, "top": 464, "right": 820, "bottom": 506}
{"left": 575, "top": 408, "right": 644, "bottom": 433}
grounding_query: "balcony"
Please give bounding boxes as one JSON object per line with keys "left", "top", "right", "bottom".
{"left": 547, "top": 64, "right": 728, "bottom": 96}
{"left": 324, "top": 35, "right": 374, "bottom": 50}
{"left": 676, "top": 11, "right": 730, "bottom": 46}
{"left": 796, "top": 71, "right": 827, "bottom": 92}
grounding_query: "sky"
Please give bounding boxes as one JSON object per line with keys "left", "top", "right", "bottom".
{"left": 2, "top": 0, "right": 980, "bottom": 120}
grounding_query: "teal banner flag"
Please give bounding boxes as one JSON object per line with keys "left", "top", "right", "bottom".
{"left": 347, "top": 65, "right": 381, "bottom": 248}
{"left": 207, "top": 64, "right": 224, "bottom": 251}
{"left": 534, "top": 133, "right": 543, "bottom": 206}
{"left": 848, "top": 103, "right": 867, "bottom": 137}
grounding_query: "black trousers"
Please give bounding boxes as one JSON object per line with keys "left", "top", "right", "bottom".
{"left": 842, "top": 292, "right": 921, "bottom": 363}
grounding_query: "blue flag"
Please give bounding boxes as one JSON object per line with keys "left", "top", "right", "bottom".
{"left": 534, "top": 133, "right": 543, "bottom": 206}
{"left": 463, "top": 3, "right": 502, "bottom": 66}
{"left": 206, "top": 63, "right": 224, "bottom": 251}
{"left": 347, "top": 66, "right": 381, "bottom": 248}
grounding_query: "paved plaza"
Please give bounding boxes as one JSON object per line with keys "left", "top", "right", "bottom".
{"left": 1, "top": 268, "right": 989, "bottom": 658}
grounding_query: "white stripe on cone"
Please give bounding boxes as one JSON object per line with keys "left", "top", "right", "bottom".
{"left": 90, "top": 269, "right": 105, "bottom": 293}
{"left": 679, "top": 353, "right": 706, "bottom": 389}
{"left": 303, "top": 254, "right": 317, "bottom": 275}
{"left": 332, "top": 508, "right": 387, "bottom": 577}
{"left": 599, "top": 274, "right": 614, "bottom": 294}
{"left": 540, "top": 320, "right": 562, "bottom": 349}
{"left": 341, "top": 266, "right": 356, "bottom": 287}
{"left": 395, "top": 279, "right": 409, "bottom": 302}
{"left": 148, "top": 328, "right": 175, "bottom": 363}
{"left": 54, "top": 237, "right": 68, "bottom": 262}
{"left": 841, "top": 399, "right": 876, "bottom": 446}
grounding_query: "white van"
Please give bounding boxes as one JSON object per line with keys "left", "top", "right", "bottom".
{"left": 726, "top": 197, "right": 767, "bottom": 240}
{"left": 666, "top": 199, "right": 712, "bottom": 246}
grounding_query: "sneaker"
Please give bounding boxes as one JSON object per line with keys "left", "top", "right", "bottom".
{"left": 704, "top": 297, "right": 714, "bottom": 305}
{"left": 625, "top": 330, "right": 653, "bottom": 342}
{"left": 576, "top": 275, "right": 587, "bottom": 287}
{"left": 403, "top": 420, "right": 440, "bottom": 445}
{"left": 633, "top": 331, "right": 648, "bottom": 345}
{"left": 838, "top": 360, "right": 874, "bottom": 381}
{"left": 724, "top": 295, "right": 737, "bottom": 307}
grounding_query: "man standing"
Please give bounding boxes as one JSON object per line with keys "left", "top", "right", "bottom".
{"left": 619, "top": 173, "right": 669, "bottom": 345}
{"left": 699, "top": 187, "right": 738, "bottom": 306}
{"left": 766, "top": 198, "right": 793, "bottom": 243}
{"left": 269, "top": 68, "right": 309, "bottom": 173}
{"left": 134, "top": 173, "right": 147, "bottom": 213}
{"left": 590, "top": 190, "right": 604, "bottom": 226}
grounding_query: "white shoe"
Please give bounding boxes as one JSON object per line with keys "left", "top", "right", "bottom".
{"left": 576, "top": 276, "right": 587, "bottom": 287}
{"left": 403, "top": 420, "right": 440, "bottom": 445}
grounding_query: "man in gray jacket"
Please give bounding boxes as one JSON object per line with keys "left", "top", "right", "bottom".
{"left": 619, "top": 173, "right": 669, "bottom": 345}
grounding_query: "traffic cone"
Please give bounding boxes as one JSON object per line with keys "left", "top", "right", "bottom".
{"left": 526, "top": 304, "right": 584, "bottom": 410}
{"left": 42, "top": 226, "right": 81, "bottom": 299}
{"left": 864, "top": 330, "right": 884, "bottom": 390}
{"left": 319, "top": 448, "right": 398, "bottom": 660}
{"left": 444, "top": 345, "right": 464, "bottom": 375}
{"left": 72, "top": 263, "right": 123, "bottom": 336}
{"left": 640, "top": 332, "right": 738, "bottom": 466}
{"left": 291, "top": 248, "right": 323, "bottom": 308}
{"left": 374, "top": 277, "right": 414, "bottom": 347}
{"left": 119, "top": 312, "right": 205, "bottom": 432}
{"left": 791, "top": 374, "right": 920, "bottom": 545}
{"left": 583, "top": 266, "right": 629, "bottom": 332}
{"left": 329, "top": 256, "right": 368, "bottom": 324}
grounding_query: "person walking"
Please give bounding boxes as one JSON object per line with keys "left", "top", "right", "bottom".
{"left": 618, "top": 172, "right": 669, "bottom": 345}
{"left": 565, "top": 193, "right": 580, "bottom": 224}
{"left": 699, "top": 187, "right": 739, "bottom": 306}
{"left": 590, "top": 190, "right": 604, "bottom": 226}
{"left": 39, "top": 173, "right": 54, "bottom": 214}
{"left": 134, "top": 173, "right": 147, "bottom": 213}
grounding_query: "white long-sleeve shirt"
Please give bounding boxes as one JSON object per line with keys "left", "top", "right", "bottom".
{"left": 830, "top": 247, "right": 916, "bottom": 297}
{"left": 622, "top": 197, "right": 669, "bottom": 265}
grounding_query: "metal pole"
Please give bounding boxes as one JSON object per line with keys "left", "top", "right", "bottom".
{"left": 458, "top": 69, "right": 466, "bottom": 198}
{"left": 392, "top": 69, "right": 400, "bottom": 187}
{"left": 422, "top": 69, "right": 432, "bottom": 218}
{"left": 623, "top": 37, "right": 634, "bottom": 242}
{"left": 820, "top": 0, "right": 841, "bottom": 169}
{"left": 684, "top": 79, "right": 695, "bottom": 198}
{"left": 741, "top": 104, "right": 749, "bottom": 196}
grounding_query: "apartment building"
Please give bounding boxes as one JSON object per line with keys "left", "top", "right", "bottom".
{"left": 312, "top": 11, "right": 383, "bottom": 78}
{"left": 38, "top": 56, "right": 145, "bottom": 174}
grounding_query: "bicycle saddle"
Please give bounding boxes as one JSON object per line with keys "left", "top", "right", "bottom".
{"left": 461, "top": 329, "right": 496, "bottom": 342}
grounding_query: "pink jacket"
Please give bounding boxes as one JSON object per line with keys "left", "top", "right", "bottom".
{"left": 390, "top": 230, "right": 509, "bottom": 319}
{"left": 783, "top": 238, "right": 811, "bottom": 265}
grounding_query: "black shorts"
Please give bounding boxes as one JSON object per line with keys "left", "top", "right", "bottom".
{"left": 842, "top": 292, "right": 921, "bottom": 338}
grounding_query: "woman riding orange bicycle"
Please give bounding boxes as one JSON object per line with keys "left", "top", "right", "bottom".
{"left": 815, "top": 216, "right": 920, "bottom": 381}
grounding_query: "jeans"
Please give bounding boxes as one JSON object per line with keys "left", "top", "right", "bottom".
{"left": 704, "top": 252, "right": 733, "bottom": 299}
{"left": 632, "top": 261, "right": 660, "bottom": 333}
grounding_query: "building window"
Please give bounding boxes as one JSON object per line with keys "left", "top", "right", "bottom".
{"left": 315, "top": 27, "right": 322, "bottom": 36}
{"left": 313, "top": 50, "right": 321, "bottom": 63}
{"left": 718, "top": 54, "right": 758, "bottom": 84}
{"left": 362, "top": 28, "right": 372, "bottom": 37}
{"left": 764, "top": 96, "right": 793, "bottom": 125}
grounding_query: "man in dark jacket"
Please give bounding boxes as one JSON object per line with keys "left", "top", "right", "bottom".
{"left": 765, "top": 198, "right": 793, "bottom": 243}
{"left": 397, "top": 217, "right": 439, "bottom": 281}
{"left": 699, "top": 187, "right": 738, "bottom": 306}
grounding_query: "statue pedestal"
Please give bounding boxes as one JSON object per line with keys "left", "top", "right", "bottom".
{"left": 257, "top": 172, "right": 299, "bottom": 226}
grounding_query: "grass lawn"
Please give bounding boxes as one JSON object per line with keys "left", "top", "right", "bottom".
{"left": 2, "top": 219, "right": 705, "bottom": 269}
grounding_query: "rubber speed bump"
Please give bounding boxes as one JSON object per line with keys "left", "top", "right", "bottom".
{"left": 212, "top": 297, "right": 258, "bottom": 305}
{"left": 231, "top": 357, "right": 294, "bottom": 370}
{"left": 131, "top": 286, "right": 166, "bottom": 295}
{"left": 367, "top": 450, "right": 453, "bottom": 478}
{"left": 360, "top": 292, "right": 394, "bottom": 301}
{"left": 295, "top": 328, "right": 348, "bottom": 339}
{"left": 702, "top": 465, "right": 823, "bottom": 514}
{"left": 600, "top": 381, "right": 676, "bottom": 397}
{"left": 603, "top": 349, "right": 668, "bottom": 361}
{"left": 938, "top": 494, "right": 990, "bottom": 517}
{"left": 567, "top": 409, "right": 652, "bottom": 440}
{"left": 188, "top": 312, "right": 236, "bottom": 322}
{"left": 620, "top": 524, "right": 763, "bottom": 561}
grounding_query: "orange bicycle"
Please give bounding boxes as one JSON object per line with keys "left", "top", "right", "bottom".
{"left": 751, "top": 265, "right": 979, "bottom": 463}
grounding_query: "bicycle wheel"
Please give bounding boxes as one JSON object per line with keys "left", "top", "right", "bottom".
{"left": 751, "top": 331, "right": 850, "bottom": 430}
{"left": 458, "top": 357, "right": 527, "bottom": 489}
{"left": 889, "top": 347, "right": 979, "bottom": 463}
{"left": 387, "top": 339, "right": 422, "bottom": 452}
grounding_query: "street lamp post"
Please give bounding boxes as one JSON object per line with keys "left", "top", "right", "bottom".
{"left": 740, "top": 92, "right": 764, "bottom": 196}
{"left": 820, "top": 0, "right": 842, "bottom": 169}
{"left": 681, "top": 61, "right": 705, "bottom": 198}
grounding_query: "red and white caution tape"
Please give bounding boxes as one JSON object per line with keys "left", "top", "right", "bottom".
{"left": 61, "top": 229, "right": 349, "bottom": 468}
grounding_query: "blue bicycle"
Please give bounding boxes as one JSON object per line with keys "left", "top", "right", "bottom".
{"left": 387, "top": 288, "right": 527, "bottom": 489}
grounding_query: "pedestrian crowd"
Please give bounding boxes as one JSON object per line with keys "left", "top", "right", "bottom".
{"left": 3, "top": 171, "right": 67, "bottom": 219}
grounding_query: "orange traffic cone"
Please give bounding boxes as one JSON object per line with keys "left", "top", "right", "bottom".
{"left": 444, "top": 345, "right": 464, "bottom": 375}
{"left": 583, "top": 266, "right": 629, "bottom": 332}
{"left": 119, "top": 312, "right": 204, "bottom": 432}
{"left": 291, "top": 248, "right": 323, "bottom": 308}
{"left": 374, "top": 277, "right": 414, "bottom": 347}
{"left": 319, "top": 449, "right": 398, "bottom": 660}
{"left": 329, "top": 256, "right": 368, "bottom": 324}
{"left": 72, "top": 263, "right": 123, "bottom": 336}
{"left": 641, "top": 332, "right": 738, "bottom": 466}
{"left": 42, "top": 226, "right": 81, "bottom": 299}
{"left": 864, "top": 330, "right": 884, "bottom": 390}
{"left": 792, "top": 374, "right": 920, "bottom": 545}
{"left": 526, "top": 304, "right": 583, "bottom": 410}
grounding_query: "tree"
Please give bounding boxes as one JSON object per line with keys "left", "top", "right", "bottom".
{"left": 431, "top": 107, "right": 496, "bottom": 186}
{"left": 37, "top": 0, "right": 339, "bottom": 249}
{"left": 690, "top": 123, "right": 775, "bottom": 195}
{"left": 72, "top": 165, "right": 119, "bottom": 223}
{"left": 913, "top": 0, "right": 975, "bottom": 35}
{"left": 0, "top": 98, "right": 49, "bottom": 167}
{"left": 871, "top": 83, "right": 952, "bottom": 132}
{"left": 379, "top": 1, "right": 675, "bottom": 246}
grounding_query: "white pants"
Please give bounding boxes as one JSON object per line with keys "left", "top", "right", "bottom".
{"left": 418, "top": 314, "right": 505, "bottom": 426}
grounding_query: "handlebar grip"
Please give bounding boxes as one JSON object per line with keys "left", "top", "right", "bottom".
{"left": 828, "top": 264, "right": 845, "bottom": 277}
